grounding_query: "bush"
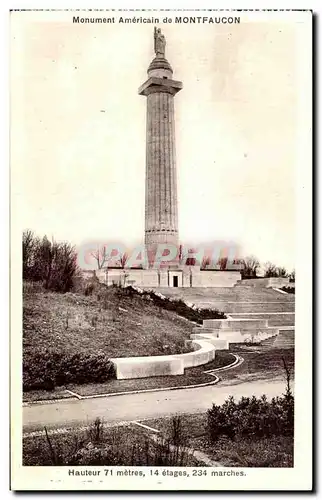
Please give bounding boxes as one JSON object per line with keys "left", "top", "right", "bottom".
{"left": 125, "top": 286, "right": 225, "bottom": 324}
{"left": 23, "top": 348, "right": 115, "bottom": 391}
{"left": 207, "top": 392, "right": 294, "bottom": 443}
{"left": 281, "top": 286, "right": 295, "bottom": 294}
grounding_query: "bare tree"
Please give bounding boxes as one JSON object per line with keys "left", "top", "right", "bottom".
{"left": 282, "top": 357, "right": 293, "bottom": 398}
{"left": 23, "top": 229, "right": 38, "bottom": 279}
{"left": 91, "top": 245, "right": 108, "bottom": 269}
{"left": 218, "top": 257, "right": 228, "bottom": 271}
{"left": 54, "top": 241, "right": 80, "bottom": 292}
{"left": 276, "top": 266, "right": 287, "bottom": 277}
{"left": 241, "top": 255, "right": 260, "bottom": 279}
{"left": 264, "top": 261, "right": 278, "bottom": 278}
{"left": 119, "top": 252, "right": 129, "bottom": 269}
{"left": 22, "top": 230, "right": 80, "bottom": 292}
{"left": 201, "top": 256, "right": 211, "bottom": 270}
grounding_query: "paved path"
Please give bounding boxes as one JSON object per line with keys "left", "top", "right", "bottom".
{"left": 23, "top": 379, "right": 288, "bottom": 433}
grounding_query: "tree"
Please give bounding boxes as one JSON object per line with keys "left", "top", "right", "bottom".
{"left": 91, "top": 245, "right": 108, "bottom": 269}
{"left": 241, "top": 255, "right": 260, "bottom": 279}
{"left": 289, "top": 269, "right": 295, "bottom": 283}
{"left": 201, "top": 256, "right": 211, "bottom": 270}
{"left": 264, "top": 262, "right": 289, "bottom": 279}
{"left": 264, "top": 261, "right": 278, "bottom": 278}
{"left": 22, "top": 230, "right": 80, "bottom": 292}
{"left": 276, "top": 266, "right": 287, "bottom": 277}
{"left": 119, "top": 252, "right": 128, "bottom": 269}
{"left": 23, "top": 229, "right": 38, "bottom": 279}
{"left": 50, "top": 241, "right": 80, "bottom": 292}
{"left": 218, "top": 257, "right": 228, "bottom": 271}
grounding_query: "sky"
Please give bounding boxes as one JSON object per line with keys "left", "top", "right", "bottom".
{"left": 11, "top": 11, "right": 310, "bottom": 271}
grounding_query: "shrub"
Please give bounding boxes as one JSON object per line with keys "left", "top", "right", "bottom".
{"left": 124, "top": 286, "right": 225, "bottom": 324}
{"left": 281, "top": 286, "right": 295, "bottom": 294}
{"left": 207, "top": 392, "right": 294, "bottom": 443}
{"left": 23, "top": 348, "right": 115, "bottom": 391}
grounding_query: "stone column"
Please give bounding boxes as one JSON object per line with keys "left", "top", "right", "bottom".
{"left": 139, "top": 54, "right": 183, "bottom": 263}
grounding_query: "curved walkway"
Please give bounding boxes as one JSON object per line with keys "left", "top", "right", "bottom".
{"left": 23, "top": 378, "right": 288, "bottom": 433}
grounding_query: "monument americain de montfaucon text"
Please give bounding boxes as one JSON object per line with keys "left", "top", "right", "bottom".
{"left": 99, "top": 28, "right": 242, "bottom": 288}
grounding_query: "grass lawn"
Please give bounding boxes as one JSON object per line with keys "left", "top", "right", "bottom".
{"left": 142, "top": 413, "right": 293, "bottom": 467}
{"left": 219, "top": 346, "right": 294, "bottom": 385}
{"left": 23, "top": 284, "right": 194, "bottom": 360}
{"left": 24, "top": 351, "right": 235, "bottom": 402}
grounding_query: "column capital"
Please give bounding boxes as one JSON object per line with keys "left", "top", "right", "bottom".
{"left": 138, "top": 76, "right": 183, "bottom": 97}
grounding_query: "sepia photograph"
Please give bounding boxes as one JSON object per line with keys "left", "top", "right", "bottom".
{"left": 10, "top": 8, "right": 312, "bottom": 491}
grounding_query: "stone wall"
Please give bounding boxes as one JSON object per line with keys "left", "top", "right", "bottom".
{"left": 111, "top": 339, "right": 216, "bottom": 380}
{"left": 190, "top": 270, "right": 241, "bottom": 288}
{"left": 97, "top": 269, "right": 159, "bottom": 288}
{"left": 111, "top": 355, "right": 184, "bottom": 380}
{"left": 93, "top": 268, "right": 241, "bottom": 288}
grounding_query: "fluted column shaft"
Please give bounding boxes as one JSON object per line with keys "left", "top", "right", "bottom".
{"left": 145, "top": 90, "right": 178, "bottom": 247}
{"left": 138, "top": 60, "right": 182, "bottom": 263}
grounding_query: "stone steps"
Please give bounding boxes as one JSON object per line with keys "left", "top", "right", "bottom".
{"left": 228, "top": 312, "right": 295, "bottom": 328}
{"left": 271, "top": 330, "right": 295, "bottom": 348}
{"left": 194, "top": 317, "right": 279, "bottom": 344}
{"left": 155, "top": 287, "right": 295, "bottom": 304}
{"left": 260, "top": 330, "right": 295, "bottom": 348}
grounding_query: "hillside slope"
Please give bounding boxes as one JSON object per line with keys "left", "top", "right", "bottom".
{"left": 23, "top": 283, "right": 194, "bottom": 359}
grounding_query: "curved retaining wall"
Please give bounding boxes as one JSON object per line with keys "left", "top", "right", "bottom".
{"left": 111, "top": 339, "right": 216, "bottom": 380}
{"left": 110, "top": 319, "right": 279, "bottom": 380}
{"left": 111, "top": 355, "right": 184, "bottom": 380}
{"left": 190, "top": 334, "right": 229, "bottom": 350}
{"left": 173, "top": 339, "right": 216, "bottom": 368}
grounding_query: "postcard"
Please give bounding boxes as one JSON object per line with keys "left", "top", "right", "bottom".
{"left": 10, "top": 9, "right": 312, "bottom": 491}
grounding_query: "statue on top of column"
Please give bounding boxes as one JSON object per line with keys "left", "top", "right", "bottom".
{"left": 154, "top": 27, "right": 166, "bottom": 57}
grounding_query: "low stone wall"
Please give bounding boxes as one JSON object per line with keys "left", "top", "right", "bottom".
{"left": 111, "top": 355, "right": 184, "bottom": 380}
{"left": 111, "top": 339, "right": 216, "bottom": 380}
{"left": 173, "top": 339, "right": 216, "bottom": 368}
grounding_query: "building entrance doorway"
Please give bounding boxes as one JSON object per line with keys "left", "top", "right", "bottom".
{"left": 173, "top": 276, "right": 178, "bottom": 287}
